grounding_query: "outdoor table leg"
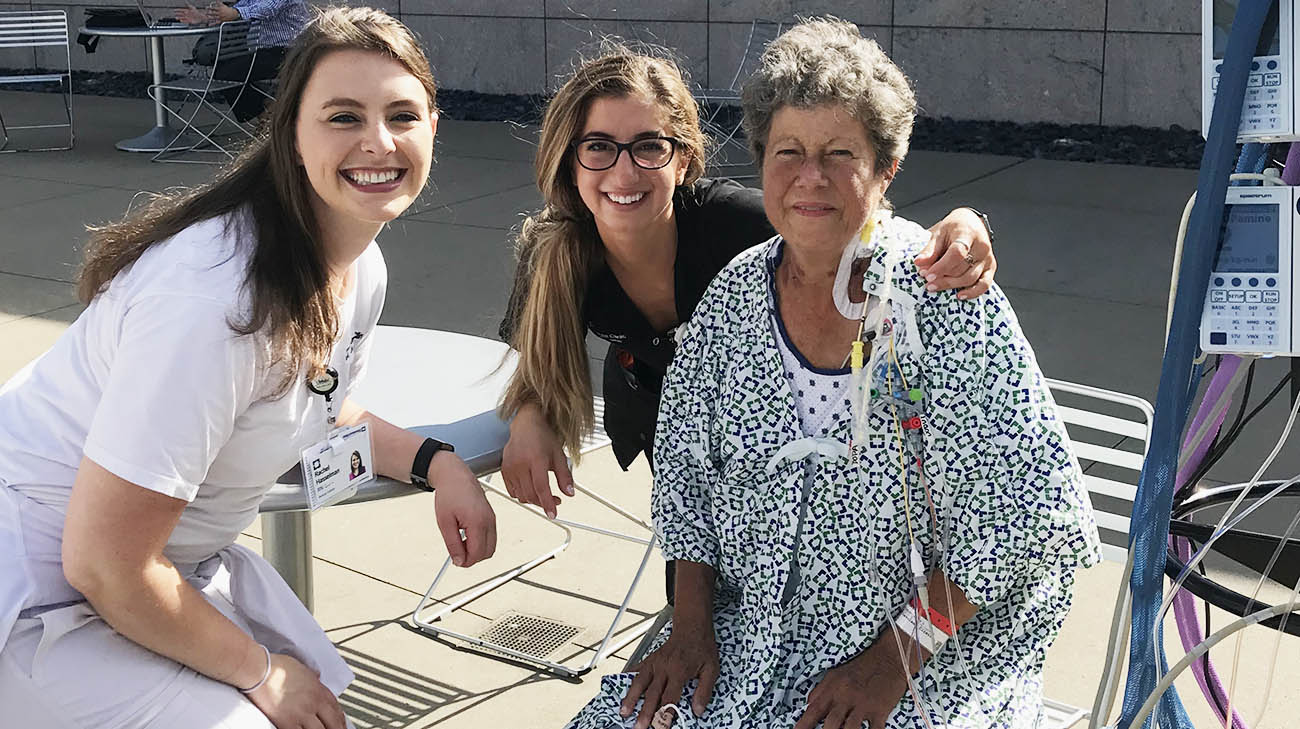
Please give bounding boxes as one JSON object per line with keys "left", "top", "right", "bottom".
{"left": 114, "top": 35, "right": 188, "bottom": 152}
{"left": 261, "top": 511, "right": 314, "bottom": 613}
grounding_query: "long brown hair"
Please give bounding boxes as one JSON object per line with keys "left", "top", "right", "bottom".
{"left": 499, "top": 46, "right": 707, "bottom": 457}
{"left": 77, "top": 6, "right": 437, "bottom": 392}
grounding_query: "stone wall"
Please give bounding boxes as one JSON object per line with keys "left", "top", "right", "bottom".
{"left": 1, "top": 0, "right": 1201, "bottom": 128}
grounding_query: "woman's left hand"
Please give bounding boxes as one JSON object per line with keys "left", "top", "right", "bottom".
{"left": 915, "top": 207, "right": 996, "bottom": 299}
{"left": 793, "top": 641, "right": 910, "bottom": 729}
{"left": 429, "top": 452, "right": 497, "bottom": 567}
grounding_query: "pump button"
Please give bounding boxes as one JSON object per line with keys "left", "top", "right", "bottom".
{"left": 1248, "top": 277, "right": 1260, "bottom": 287}
{"left": 1215, "top": 277, "right": 1225, "bottom": 286}
{"left": 1268, "top": 60, "right": 1279, "bottom": 70}
{"left": 1263, "top": 291, "right": 1280, "bottom": 304}
{"left": 1216, "top": 63, "right": 1223, "bottom": 73}
{"left": 1210, "top": 332, "right": 1228, "bottom": 345}
{"left": 1251, "top": 61, "right": 1260, "bottom": 71}
{"left": 1231, "top": 277, "right": 1242, "bottom": 287}
{"left": 1266, "top": 277, "right": 1277, "bottom": 287}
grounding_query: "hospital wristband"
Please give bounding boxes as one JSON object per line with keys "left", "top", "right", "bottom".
{"left": 893, "top": 604, "right": 951, "bottom": 656}
{"left": 909, "top": 597, "right": 955, "bottom": 637}
{"left": 238, "top": 643, "right": 273, "bottom": 694}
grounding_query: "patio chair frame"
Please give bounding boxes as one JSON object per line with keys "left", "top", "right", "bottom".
{"left": 691, "top": 20, "right": 784, "bottom": 179}
{"left": 148, "top": 19, "right": 257, "bottom": 163}
{"left": 411, "top": 397, "right": 661, "bottom": 678}
{"left": 0, "top": 10, "right": 74, "bottom": 152}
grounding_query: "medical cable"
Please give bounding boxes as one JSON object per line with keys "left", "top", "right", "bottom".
{"left": 1233, "top": 500, "right": 1300, "bottom": 728}
{"left": 1118, "top": 5, "right": 1270, "bottom": 726}
{"left": 878, "top": 241, "right": 991, "bottom": 728}
{"left": 1182, "top": 371, "right": 1293, "bottom": 491}
{"left": 1162, "top": 140, "right": 1288, "bottom": 727}
{"left": 1156, "top": 394, "right": 1300, "bottom": 653}
{"left": 1123, "top": 597, "right": 1300, "bottom": 729}
{"left": 1168, "top": 359, "right": 1252, "bottom": 729}
{"left": 837, "top": 220, "right": 930, "bottom": 723}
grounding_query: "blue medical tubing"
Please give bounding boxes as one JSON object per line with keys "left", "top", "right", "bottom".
{"left": 1117, "top": 4, "right": 1271, "bottom": 729}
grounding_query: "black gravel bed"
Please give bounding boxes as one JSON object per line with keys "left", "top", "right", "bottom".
{"left": 5, "top": 68, "right": 1204, "bottom": 168}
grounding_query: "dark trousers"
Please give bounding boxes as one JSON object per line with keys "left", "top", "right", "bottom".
{"left": 645, "top": 440, "right": 677, "bottom": 606}
{"left": 214, "top": 46, "right": 287, "bottom": 123}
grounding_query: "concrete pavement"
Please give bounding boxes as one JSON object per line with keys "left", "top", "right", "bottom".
{"left": 1, "top": 89, "right": 1297, "bottom": 728}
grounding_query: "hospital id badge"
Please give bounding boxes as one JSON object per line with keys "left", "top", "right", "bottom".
{"left": 300, "top": 423, "right": 375, "bottom": 511}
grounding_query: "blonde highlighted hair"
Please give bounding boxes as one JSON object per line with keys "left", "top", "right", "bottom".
{"left": 499, "top": 45, "right": 706, "bottom": 457}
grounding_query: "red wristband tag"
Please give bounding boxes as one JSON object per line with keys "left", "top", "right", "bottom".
{"left": 910, "top": 597, "right": 956, "bottom": 637}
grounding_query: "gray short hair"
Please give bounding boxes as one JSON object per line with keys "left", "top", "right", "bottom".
{"left": 741, "top": 18, "right": 916, "bottom": 173}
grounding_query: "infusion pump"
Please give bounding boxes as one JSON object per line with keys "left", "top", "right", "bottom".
{"left": 1201, "top": 186, "right": 1299, "bottom": 356}
{"left": 1203, "top": 0, "right": 1295, "bottom": 141}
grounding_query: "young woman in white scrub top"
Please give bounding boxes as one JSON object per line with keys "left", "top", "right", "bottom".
{"left": 0, "top": 8, "right": 496, "bottom": 729}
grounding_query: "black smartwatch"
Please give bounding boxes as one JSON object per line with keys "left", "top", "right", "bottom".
{"left": 963, "top": 207, "right": 995, "bottom": 244}
{"left": 410, "top": 437, "right": 455, "bottom": 491}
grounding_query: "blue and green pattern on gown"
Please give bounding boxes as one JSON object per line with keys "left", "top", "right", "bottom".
{"left": 564, "top": 214, "right": 1102, "bottom": 729}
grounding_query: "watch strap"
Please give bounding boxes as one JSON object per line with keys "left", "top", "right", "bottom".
{"left": 411, "top": 437, "right": 455, "bottom": 491}
{"left": 963, "top": 206, "right": 994, "bottom": 244}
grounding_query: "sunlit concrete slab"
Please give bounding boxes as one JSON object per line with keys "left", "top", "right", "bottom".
{"left": 0, "top": 304, "right": 80, "bottom": 382}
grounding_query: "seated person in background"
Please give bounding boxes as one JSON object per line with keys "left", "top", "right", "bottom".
{"left": 175, "top": 0, "right": 309, "bottom": 122}
{"left": 563, "top": 17, "right": 1101, "bottom": 729}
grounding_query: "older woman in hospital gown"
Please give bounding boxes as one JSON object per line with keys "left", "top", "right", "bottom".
{"left": 563, "top": 18, "right": 1102, "bottom": 729}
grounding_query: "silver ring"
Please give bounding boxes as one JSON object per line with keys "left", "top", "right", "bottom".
{"left": 952, "top": 238, "right": 977, "bottom": 268}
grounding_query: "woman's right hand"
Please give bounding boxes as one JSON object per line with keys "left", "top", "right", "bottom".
{"left": 620, "top": 619, "right": 721, "bottom": 729}
{"left": 502, "top": 403, "right": 574, "bottom": 519}
{"left": 246, "top": 652, "right": 347, "bottom": 729}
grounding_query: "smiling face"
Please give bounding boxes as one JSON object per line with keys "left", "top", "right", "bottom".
{"left": 294, "top": 49, "right": 436, "bottom": 241}
{"left": 572, "top": 94, "right": 689, "bottom": 243}
{"left": 761, "top": 104, "right": 896, "bottom": 257}
{"left": 351, "top": 452, "right": 361, "bottom": 470}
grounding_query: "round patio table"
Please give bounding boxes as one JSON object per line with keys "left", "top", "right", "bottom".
{"left": 77, "top": 23, "right": 218, "bottom": 152}
{"left": 258, "top": 326, "right": 516, "bottom": 612}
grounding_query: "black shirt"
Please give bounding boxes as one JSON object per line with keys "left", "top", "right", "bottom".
{"left": 501, "top": 178, "right": 774, "bottom": 469}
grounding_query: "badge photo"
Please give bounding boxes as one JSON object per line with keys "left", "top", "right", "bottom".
{"left": 300, "top": 422, "right": 375, "bottom": 511}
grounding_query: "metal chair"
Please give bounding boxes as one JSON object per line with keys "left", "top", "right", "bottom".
{"left": 621, "top": 379, "right": 1153, "bottom": 729}
{"left": 1045, "top": 378, "right": 1154, "bottom": 729}
{"left": 692, "top": 20, "right": 783, "bottom": 178}
{"left": 148, "top": 19, "right": 257, "bottom": 163}
{"left": 0, "top": 10, "right": 74, "bottom": 152}
{"left": 411, "top": 397, "right": 661, "bottom": 678}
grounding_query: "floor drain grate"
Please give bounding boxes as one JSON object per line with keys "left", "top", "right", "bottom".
{"left": 477, "top": 612, "right": 582, "bottom": 659}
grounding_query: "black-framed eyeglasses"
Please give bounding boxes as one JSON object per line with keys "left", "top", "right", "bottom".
{"left": 571, "top": 136, "right": 679, "bottom": 171}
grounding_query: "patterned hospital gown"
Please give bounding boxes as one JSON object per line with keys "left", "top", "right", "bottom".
{"left": 564, "top": 215, "right": 1102, "bottom": 729}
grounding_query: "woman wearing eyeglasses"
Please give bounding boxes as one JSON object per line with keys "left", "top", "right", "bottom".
{"left": 496, "top": 50, "right": 998, "bottom": 598}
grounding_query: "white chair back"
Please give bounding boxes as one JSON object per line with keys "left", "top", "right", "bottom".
{"left": 1047, "top": 378, "right": 1154, "bottom": 564}
{"left": 0, "top": 10, "right": 69, "bottom": 50}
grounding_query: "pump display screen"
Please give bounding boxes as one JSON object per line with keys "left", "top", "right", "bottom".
{"left": 1213, "top": 0, "right": 1282, "bottom": 59}
{"left": 1215, "top": 203, "right": 1281, "bottom": 273}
